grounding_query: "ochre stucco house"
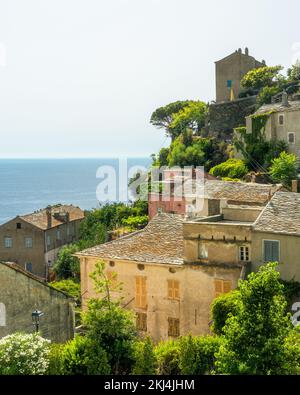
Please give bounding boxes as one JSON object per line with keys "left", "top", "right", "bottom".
{"left": 76, "top": 213, "right": 245, "bottom": 341}
{"left": 0, "top": 204, "right": 85, "bottom": 279}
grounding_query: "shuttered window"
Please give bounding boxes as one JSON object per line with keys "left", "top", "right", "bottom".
{"left": 168, "top": 318, "right": 180, "bottom": 337}
{"left": 214, "top": 279, "right": 232, "bottom": 298}
{"left": 167, "top": 280, "right": 180, "bottom": 300}
{"left": 263, "top": 240, "right": 280, "bottom": 262}
{"left": 136, "top": 312, "right": 147, "bottom": 331}
{"left": 135, "top": 276, "right": 147, "bottom": 309}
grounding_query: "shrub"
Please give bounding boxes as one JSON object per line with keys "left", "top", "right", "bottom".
{"left": 155, "top": 340, "right": 181, "bottom": 375}
{"left": 46, "top": 343, "right": 64, "bottom": 375}
{"left": 283, "top": 327, "right": 300, "bottom": 374}
{"left": 53, "top": 244, "right": 80, "bottom": 280}
{"left": 0, "top": 333, "right": 50, "bottom": 375}
{"left": 121, "top": 215, "right": 148, "bottom": 229}
{"left": 209, "top": 159, "right": 248, "bottom": 179}
{"left": 269, "top": 151, "right": 298, "bottom": 187}
{"left": 50, "top": 279, "right": 81, "bottom": 302}
{"left": 211, "top": 291, "right": 241, "bottom": 335}
{"left": 61, "top": 335, "right": 110, "bottom": 375}
{"left": 179, "top": 335, "right": 222, "bottom": 375}
{"left": 132, "top": 337, "right": 157, "bottom": 375}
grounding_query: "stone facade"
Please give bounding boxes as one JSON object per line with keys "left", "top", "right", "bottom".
{"left": 215, "top": 48, "right": 265, "bottom": 103}
{"left": 0, "top": 205, "right": 84, "bottom": 279}
{"left": 0, "top": 262, "right": 74, "bottom": 342}
{"left": 209, "top": 96, "right": 257, "bottom": 138}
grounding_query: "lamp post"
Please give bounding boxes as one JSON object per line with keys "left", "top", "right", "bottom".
{"left": 32, "top": 310, "right": 44, "bottom": 333}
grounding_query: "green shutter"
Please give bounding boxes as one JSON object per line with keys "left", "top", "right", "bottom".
{"left": 264, "top": 241, "right": 279, "bottom": 262}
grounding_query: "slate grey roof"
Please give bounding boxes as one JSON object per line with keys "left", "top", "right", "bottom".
{"left": 183, "top": 180, "right": 283, "bottom": 205}
{"left": 76, "top": 213, "right": 184, "bottom": 265}
{"left": 253, "top": 192, "right": 300, "bottom": 236}
{"left": 254, "top": 100, "right": 300, "bottom": 115}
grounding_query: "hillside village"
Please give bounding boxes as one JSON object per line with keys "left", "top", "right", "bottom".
{"left": 1, "top": 48, "right": 300, "bottom": 375}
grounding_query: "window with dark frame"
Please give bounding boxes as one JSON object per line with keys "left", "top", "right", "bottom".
{"left": 168, "top": 317, "right": 180, "bottom": 337}
{"left": 239, "top": 246, "right": 250, "bottom": 262}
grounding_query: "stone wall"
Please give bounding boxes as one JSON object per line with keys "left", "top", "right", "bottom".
{"left": 0, "top": 263, "right": 74, "bottom": 343}
{"left": 209, "top": 96, "right": 257, "bottom": 138}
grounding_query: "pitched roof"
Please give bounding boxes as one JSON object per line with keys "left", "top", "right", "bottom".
{"left": 183, "top": 180, "right": 283, "bottom": 205}
{"left": 0, "top": 262, "right": 73, "bottom": 299}
{"left": 19, "top": 204, "right": 85, "bottom": 230}
{"left": 254, "top": 100, "right": 300, "bottom": 115}
{"left": 253, "top": 192, "right": 300, "bottom": 236}
{"left": 76, "top": 213, "right": 184, "bottom": 265}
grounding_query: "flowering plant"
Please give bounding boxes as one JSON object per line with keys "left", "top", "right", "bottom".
{"left": 0, "top": 332, "right": 51, "bottom": 375}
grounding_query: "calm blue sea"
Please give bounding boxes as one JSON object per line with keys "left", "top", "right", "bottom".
{"left": 0, "top": 158, "right": 151, "bottom": 224}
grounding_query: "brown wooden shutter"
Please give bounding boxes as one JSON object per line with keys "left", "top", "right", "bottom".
{"left": 223, "top": 280, "right": 232, "bottom": 294}
{"left": 214, "top": 279, "right": 223, "bottom": 298}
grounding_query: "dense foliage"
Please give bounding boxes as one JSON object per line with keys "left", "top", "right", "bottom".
{"left": 269, "top": 151, "right": 298, "bottom": 187}
{"left": 211, "top": 291, "right": 240, "bottom": 335}
{"left": 53, "top": 244, "right": 81, "bottom": 280}
{"left": 50, "top": 279, "right": 81, "bottom": 301}
{"left": 209, "top": 158, "right": 248, "bottom": 180}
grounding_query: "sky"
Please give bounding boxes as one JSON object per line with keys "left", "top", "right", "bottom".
{"left": 0, "top": 0, "right": 300, "bottom": 158}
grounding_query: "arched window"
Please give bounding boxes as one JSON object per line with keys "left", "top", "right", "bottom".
{"left": 0, "top": 303, "right": 6, "bottom": 327}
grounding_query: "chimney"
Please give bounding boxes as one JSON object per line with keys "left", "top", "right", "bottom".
{"left": 292, "top": 180, "right": 298, "bottom": 193}
{"left": 245, "top": 47, "right": 249, "bottom": 56}
{"left": 282, "top": 91, "right": 289, "bottom": 107}
{"left": 46, "top": 206, "right": 52, "bottom": 229}
{"left": 238, "top": 48, "right": 242, "bottom": 53}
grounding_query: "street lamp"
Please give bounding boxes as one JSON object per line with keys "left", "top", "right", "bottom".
{"left": 32, "top": 310, "right": 44, "bottom": 333}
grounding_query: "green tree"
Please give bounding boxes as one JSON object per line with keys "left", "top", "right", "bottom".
{"left": 215, "top": 263, "right": 292, "bottom": 375}
{"left": 269, "top": 151, "right": 298, "bottom": 187}
{"left": 132, "top": 337, "right": 157, "bottom": 375}
{"left": 168, "top": 101, "right": 208, "bottom": 138}
{"left": 53, "top": 244, "right": 80, "bottom": 280}
{"left": 155, "top": 340, "right": 181, "bottom": 375}
{"left": 51, "top": 279, "right": 81, "bottom": 301}
{"left": 209, "top": 159, "right": 248, "bottom": 180}
{"left": 211, "top": 291, "right": 240, "bottom": 335}
{"left": 287, "top": 60, "right": 300, "bottom": 82}
{"left": 241, "top": 66, "right": 283, "bottom": 91}
{"left": 83, "top": 261, "right": 137, "bottom": 374}
{"left": 257, "top": 86, "right": 281, "bottom": 106}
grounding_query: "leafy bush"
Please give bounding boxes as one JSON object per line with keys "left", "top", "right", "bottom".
{"left": 132, "top": 337, "right": 157, "bottom": 375}
{"left": 269, "top": 151, "right": 298, "bottom": 187}
{"left": 121, "top": 215, "right": 148, "bottom": 229}
{"left": 46, "top": 343, "right": 64, "bottom": 375}
{"left": 283, "top": 328, "right": 300, "bottom": 374}
{"left": 155, "top": 340, "right": 181, "bottom": 375}
{"left": 50, "top": 279, "right": 81, "bottom": 301}
{"left": 241, "top": 65, "right": 283, "bottom": 90}
{"left": 209, "top": 159, "right": 248, "bottom": 179}
{"left": 211, "top": 291, "right": 240, "bottom": 335}
{"left": 0, "top": 333, "right": 50, "bottom": 375}
{"left": 179, "top": 335, "right": 222, "bottom": 375}
{"left": 61, "top": 335, "right": 110, "bottom": 375}
{"left": 53, "top": 244, "right": 81, "bottom": 280}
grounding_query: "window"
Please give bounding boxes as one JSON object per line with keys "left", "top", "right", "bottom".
{"left": 47, "top": 235, "right": 51, "bottom": 247}
{"left": 136, "top": 312, "right": 147, "bottom": 331}
{"left": 279, "top": 114, "right": 284, "bottom": 125}
{"left": 198, "top": 242, "right": 208, "bottom": 259}
{"left": 135, "top": 276, "right": 147, "bottom": 309}
{"left": 214, "top": 279, "right": 232, "bottom": 298}
{"left": 25, "top": 237, "right": 33, "bottom": 248}
{"left": 25, "top": 262, "right": 33, "bottom": 272}
{"left": 288, "top": 132, "right": 295, "bottom": 144}
{"left": 56, "top": 229, "right": 61, "bottom": 240}
{"left": 168, "top": 318, "right": 180, "bottom": 337}
{"left": 0, "top": 303, "right": 6, "bottom": 327}
{"left": 4, "top": 237, "right": 12, "bottom": 248}
{"left": 16, "top": 223, "right": 22, "bottom": 229}
{"left": 167, "top": 280, "right": 180, "bottom": 300}
{"left": 239, "top": 246, "right": 250, "bottom": 262}
{"left": 264, "top": 240, "right": 280, "bottom": 262}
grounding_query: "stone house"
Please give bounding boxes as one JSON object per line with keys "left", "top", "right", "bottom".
{"left": 242, "top": 94, "right": 300, "bottom": 162}
{"left": 215, "top": 48, "right": 265, "bottom": 103}
{"left": 0, "top": 262, "right": 74, "bottom": 342}
{"left": 0, "top": 205, "right": 85, "bottom": 279}
{"left": 76, "top": 213, "right": 248, "bottom": 341}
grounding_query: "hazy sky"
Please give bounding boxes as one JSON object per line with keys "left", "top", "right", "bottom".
{"left": 0, "top": 0, "right": 300, "bottom": 158}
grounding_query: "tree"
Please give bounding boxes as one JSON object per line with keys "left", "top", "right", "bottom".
{"left": 132, "top": 337, "right": 157, "bottom": 375}
{"left": 168, "top": 101, "right": 208, "bottom": 138}
{"left": 257, "top": 86, "right": 281, "bottom": 106}
{"left": 211, "top": 291, "right": 240, "bottom": 335}
{"left": 83, "top": 261, "right": 137, "bottom": 374}
{"left": 269, "top": 151, "right": 298, "bottom": 187}
{"left": 241, "top": 65, "right": 283, "bottom": 91}
{"left": 209, "top": 159, "right": 248, "bottom": 180}
{"left": 215, "top": 263, "right": 292, "bottom": 375}
{"left": 50, "top": 279, "right": 81, "bottom": 301}
{"left": 53, "top": 244, "right": 80, "bottom": 280}
{"left": 287, "top": 60, "right": 300, "bottom": 82}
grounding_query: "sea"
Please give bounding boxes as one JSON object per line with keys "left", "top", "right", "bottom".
{"left": 0, "top": 158, "right": 151, "bottom": 225}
